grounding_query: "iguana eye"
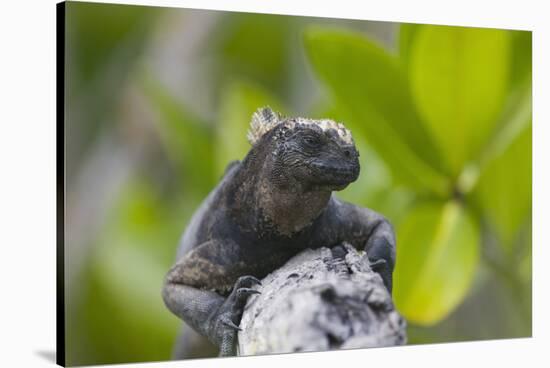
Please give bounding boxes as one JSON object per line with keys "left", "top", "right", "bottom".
{"left": 303, "top": 136, "right": 321, "bottom": 148}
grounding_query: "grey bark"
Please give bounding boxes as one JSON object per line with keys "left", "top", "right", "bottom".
{"left": 237, "top": 243, "right": 407, "bottom": 356}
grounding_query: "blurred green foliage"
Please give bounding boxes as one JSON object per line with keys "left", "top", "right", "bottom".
{"left": 304, "top": 25, "right": 531, "bottom": 326}
{"left": 65, "top": 2, "right": 531, "bottom": 366}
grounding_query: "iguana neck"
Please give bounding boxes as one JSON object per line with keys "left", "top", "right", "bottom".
{"left": 256, "top": 175, "right": 331, "bottom": 236}
{"left": 230, "top": 140, "right": 331, "bottom": 237}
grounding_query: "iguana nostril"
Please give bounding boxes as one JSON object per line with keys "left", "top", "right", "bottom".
{"left": 343, "top": 149, "right": 351, "bottom": 158}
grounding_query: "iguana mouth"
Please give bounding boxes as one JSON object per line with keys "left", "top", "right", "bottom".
{"left": 310, "top": 162, "right": 359, "bottom": 187}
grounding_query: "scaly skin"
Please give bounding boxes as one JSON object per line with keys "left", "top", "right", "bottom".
{"left": 162, "top": 107, "right": 396, "bottom": 357}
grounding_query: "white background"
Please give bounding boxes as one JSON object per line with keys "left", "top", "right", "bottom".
{"left": 0, "top": 0, "right": 548, "bottom": 367}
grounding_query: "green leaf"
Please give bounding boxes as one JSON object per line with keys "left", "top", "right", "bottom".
{"left": 67, "top": 1, "right": 159, "bottom": 82}
{"left": 215, "top": 80, "right": 286, "bottom": 176}
{"left": 409, "top": 25, "right": 511, "bottom": 176}
{"left": 478, "top": 81, "right": 532, "bottom": 170}
{"left": 213, "top": 13, "right": 295, "bottom": 94}
{"left": 509, "top": 31, "right": 532, "bottom": 88}
{"left": 455, "top": 78, "right": 531, "bottom": 195}
{"left": 399, "top": 23, "right": 422, "bottom": 64}
{"left": 76, "top": 179, "right": 181, "bottom": 365}
{"left": 140, "top": 73, "right": 216, "bottom": 193}
{"left": 304, "top": 28, "right": 450, "bottom": 196}
{"left": 472, "top": 123, "right": 532, "bottom": 254}
{"left": 394, "top": 200, "right": 480, "bottom": 325}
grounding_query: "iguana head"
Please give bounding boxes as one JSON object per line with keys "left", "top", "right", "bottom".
{"left": 248, "top": 107, "right": 360, "bottom": 191}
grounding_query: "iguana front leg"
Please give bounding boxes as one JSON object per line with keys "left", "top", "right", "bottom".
{"left": 323, "top": 198, "right": 396, "bottom": 293}
{"left": 162, "top": 239, "right": 261, "bottom": 356}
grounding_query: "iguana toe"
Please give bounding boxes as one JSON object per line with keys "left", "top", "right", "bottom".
{"left": 209, "top": 275, "right": 262, "bottom": 356}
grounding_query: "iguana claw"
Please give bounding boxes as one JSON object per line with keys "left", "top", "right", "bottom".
{"left": 369, "top": 258, "right": 387, "bottom": 271}
{"left": 235, "top": 275, "right": 262, "bottom": 287}
{"left": 207, "top": 275, "right": 263, "bottom": 356}
{"left": 220, "top": 315, "right": 242, "bottom": 331}
{"left": 236, "top": 288, "right": 261, "bottom": 297}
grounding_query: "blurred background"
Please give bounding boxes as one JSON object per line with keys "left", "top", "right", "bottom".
{"left": 63, "top": 2, "right": 532, "bottom": 366}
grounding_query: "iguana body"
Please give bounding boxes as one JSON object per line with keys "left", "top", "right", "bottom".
{"left": 162, "top": 107, "right": 396, "bottom": 357}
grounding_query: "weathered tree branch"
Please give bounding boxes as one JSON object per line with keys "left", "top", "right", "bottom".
{"left": 237, "top": 243, "right": 407, "bottom": 355}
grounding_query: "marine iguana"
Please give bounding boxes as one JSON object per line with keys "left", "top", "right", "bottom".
{"left": 162, "top": 107, "right": 396, "bottom": 357}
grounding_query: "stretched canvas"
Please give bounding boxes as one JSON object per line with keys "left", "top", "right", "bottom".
{"left": 57, "top": 1, "right": 532, "bottom": 366}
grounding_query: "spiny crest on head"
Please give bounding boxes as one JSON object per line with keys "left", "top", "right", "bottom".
{"left": 247, "top": 106, "right": 284, "bottom": 145}
{"left": 247, "top": 106, "right": 354, "bottom": 145}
